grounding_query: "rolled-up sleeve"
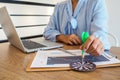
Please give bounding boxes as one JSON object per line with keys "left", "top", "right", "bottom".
{"left": 43, "top": 4, "right": 61, "bottom": 41}
{"left": 91, "top": 0, "right": 110, "bottom": 49}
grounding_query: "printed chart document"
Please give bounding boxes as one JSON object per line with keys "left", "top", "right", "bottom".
{"left": 29, "top": 49, "right": 120, "bottom": 69}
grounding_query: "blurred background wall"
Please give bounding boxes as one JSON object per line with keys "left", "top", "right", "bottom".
{"left": 0, "top": 0, "right": 120, "bottom": 46}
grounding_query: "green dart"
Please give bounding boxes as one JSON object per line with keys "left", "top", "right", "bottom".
{"left": 81, "top": 32, "right": 89, "bottom": 63}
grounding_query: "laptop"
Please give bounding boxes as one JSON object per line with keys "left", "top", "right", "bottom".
{"left": 0, "top": 6, "right": 63, "bottom": 53}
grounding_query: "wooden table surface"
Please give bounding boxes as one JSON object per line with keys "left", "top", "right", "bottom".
{"left": 0, "top": 43, "right": 120, "bottom": 80}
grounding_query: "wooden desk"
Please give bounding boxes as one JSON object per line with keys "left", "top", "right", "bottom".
{"left": 0, "top": 43, "right": 120, "bottom": 80}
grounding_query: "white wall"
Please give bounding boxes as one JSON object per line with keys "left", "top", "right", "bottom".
{"left": 17, "top": 0, "right": 64, "bottom": 4}
{"left": 0, "top": 0, "right": 64, "bottom": 41}
{"left": 106, "top": 0, "right": 120, "bottom": 46}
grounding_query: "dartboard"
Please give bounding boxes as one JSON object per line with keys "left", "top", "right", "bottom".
{"left": 70, "top": 59, "right": 96, "bottom": 72}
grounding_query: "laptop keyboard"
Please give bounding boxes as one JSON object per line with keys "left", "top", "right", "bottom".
{"left": 22, "top": 40, "right": 46, "bottom": 49}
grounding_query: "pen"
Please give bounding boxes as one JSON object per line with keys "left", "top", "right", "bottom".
{"left": 104, "top": 49, "right": 117, "bottom": 58}
{"left": 58, "top": 48, "right": 77, "bottom": 56}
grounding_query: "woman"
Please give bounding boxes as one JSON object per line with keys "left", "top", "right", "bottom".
{"left": 43, "top": 0, "right": 110, "bottom": 56}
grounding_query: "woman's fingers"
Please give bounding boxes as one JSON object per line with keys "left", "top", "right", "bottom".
{"left": 68, "top": 40, "right": 74, "bottom": 45}
{"left": 83, "top": 35, "right": 104, "bottom": 56}
{"left": 68, "top": 34, "right": 81, "bottom": 45}
{"left": 84, "top": 36, "right": 95, "bottom": 51}
{"left": 87, "top": 38, "right": 99, "bottom": 54}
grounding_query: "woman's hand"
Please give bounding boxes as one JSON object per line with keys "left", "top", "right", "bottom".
{"left": 80, "top": 35, "right": 104, "bottom": 56}
{"left": 56, "top": 34, "right": 82, "bottom": 45}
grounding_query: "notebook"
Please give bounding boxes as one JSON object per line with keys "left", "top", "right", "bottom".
{"left": 0, "top": 6, "right": 63, "bottom": 53}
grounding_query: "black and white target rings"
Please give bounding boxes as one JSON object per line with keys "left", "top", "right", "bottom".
{"left": 70, "top": 59, "right": 96, "bottom": 72}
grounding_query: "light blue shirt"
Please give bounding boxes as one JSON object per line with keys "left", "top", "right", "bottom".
{"left": 43, "top": 0, "right": 110, "bottom": 49}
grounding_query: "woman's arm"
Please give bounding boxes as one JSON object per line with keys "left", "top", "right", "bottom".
{"left": 43, "top": 4, "right": 61, "bottom": 41}
{"left": 80, "top": 0, "right": 110, "bottom": 56}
